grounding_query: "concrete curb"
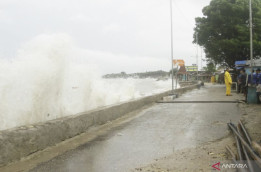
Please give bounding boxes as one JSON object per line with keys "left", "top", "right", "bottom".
{"left": 0, "top": 84, "right": 200, "bottom": 166}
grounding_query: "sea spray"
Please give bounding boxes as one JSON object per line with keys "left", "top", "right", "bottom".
{"left": 0, "top": 34, "right": 140, "bottom": 130}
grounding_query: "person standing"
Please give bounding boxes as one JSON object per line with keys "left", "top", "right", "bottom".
{"left": 215, "top": 74, "right": 219, "bottom": 83}
{"left": 224, "top": 68, "right": 232, "bottom": 96}
{"left": 248, "top": 69, "right": 259, "bottom": 85}
{"left": 256, "top": 69, "right": 260, "bottom": 84}
{"left": 256, "top": 69, "right": 261, "bottom": 103}
{"left": 239, "top": 69, "right": 247, "bottom": 94}
{"left": 237, "top": 71, "right": 242, "bottom": 93}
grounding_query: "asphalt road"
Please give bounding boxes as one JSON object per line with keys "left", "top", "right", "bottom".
{"left": 30, "top": 85, "right": 241, "bottom": 172}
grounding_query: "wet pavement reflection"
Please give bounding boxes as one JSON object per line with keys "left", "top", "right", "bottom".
{"left": 30, "top": 85, "right": 241, "bottom": 172}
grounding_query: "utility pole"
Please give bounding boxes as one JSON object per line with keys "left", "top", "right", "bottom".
{"left": 200, "top": 47, "right": 203, "bottom": 71}
{"left": 249, "top": 0, "right": 253, "bottom": 81}
{"left": 170, "top": 0, "right": 174, "bottom": 92}
{"left": 196, "top": 32, "right": 199, "bottom": 80}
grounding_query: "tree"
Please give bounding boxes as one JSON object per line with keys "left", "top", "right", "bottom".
{"left": 193, "top": 0, "right": 261, "bottom": 67}
{"left": 203, "top": 62, "right": 217, "bottom": 73}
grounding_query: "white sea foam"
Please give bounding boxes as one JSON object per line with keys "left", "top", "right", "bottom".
{"left": 0, "top": 34, "right": 173, "bottom": 130}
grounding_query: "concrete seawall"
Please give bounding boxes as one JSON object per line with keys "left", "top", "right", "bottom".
{"left": 0, "top": 84, "right": 200, "bottom": 166}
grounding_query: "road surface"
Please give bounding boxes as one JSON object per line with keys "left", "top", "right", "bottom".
{"left": 27, "top": 85, "right": 241, "bottom": 172}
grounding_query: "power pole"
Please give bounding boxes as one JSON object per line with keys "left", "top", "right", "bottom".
{"left": 200, "top": 47, "right": 203, "bottom": 71}
{"left": 196, "top": 32, "right": 199, "bottom": 80}
{"left": 170, "top": 0, "right": 174, "bottom": 92}
{"left": 249, "top": 0, "right": 253, "bottom": 81}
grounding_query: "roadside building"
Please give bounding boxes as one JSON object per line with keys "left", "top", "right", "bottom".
{"left": 185, "top": 65, "right": 198, "bottom": 72}
{"left": 235, "top": 59, "right": 261, "bottom": 74}
{"left": 197, "top": 72, "right": 212, "bottom": 82}
{"left": 177, "top": 66, "right": 188, "bottom": 81}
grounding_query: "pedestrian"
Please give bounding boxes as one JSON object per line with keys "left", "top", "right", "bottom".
{"left": 248, "top": 70, "right": 259, "bottom": 85}
{"left": 256, "top": 69, "right": 261, "bottom": 84}
{"left": 256, "top": 69, "right": 261, "bottom": 103}
{"left": 224, "top": 68, "right": 232, "bottom": 96}
{"left": 237, "top": 71, "right": 242, "bottom": 93}
{"left": 239, "top": 69, "right": 246, "bottom": 94}
{"left": 215, "top": 74, "right": 219, "bottom": 83}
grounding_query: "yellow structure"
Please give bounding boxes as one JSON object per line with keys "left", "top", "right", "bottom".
{"left": 173, "top": 59, "right": 185, "bottom": 66}
{"left": 211, "top": 76, "right": 216, "bottom": 83}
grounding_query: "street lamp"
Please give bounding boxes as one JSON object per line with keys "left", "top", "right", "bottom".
{"left": 196, "top": 32, "right": 199, "bottom": 80}
{"left": 170, "top": 0, "right": 174, "bottom": 92}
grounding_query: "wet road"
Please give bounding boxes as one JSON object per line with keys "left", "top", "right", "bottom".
{"left": 30, "top": 85, "right": 242, "bottom": 172}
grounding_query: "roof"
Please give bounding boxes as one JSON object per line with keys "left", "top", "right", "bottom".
{"left": 246, "top": 59, "right": 261, "bottom": 66}
{"left": 177, "top": 66, "right": 188, "bottom": 74}
{"left": 173, "top": 59, "right": 185, "bottom": 66}
{"left": 235, "top": 61, "right": 247, "bottom": 66}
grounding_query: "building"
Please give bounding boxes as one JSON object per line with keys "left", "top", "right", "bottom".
{"left": 185, "top": 65, "right": 198, "bottom": 72}
{"left": 177, "top": 66, "right": 188, "bottom": 81}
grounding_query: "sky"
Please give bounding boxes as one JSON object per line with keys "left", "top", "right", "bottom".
{"left": 0, "top": 0, "right": 211, "bottom": 74}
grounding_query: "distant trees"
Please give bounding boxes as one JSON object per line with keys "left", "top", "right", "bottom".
{"left": 193, "top": 0, "right": 261, "bottom": 67}
{"left": 120, "top": 72, "right": 126, "bottom": 75}
{"left": 103, "top": 70, "right": 169, "bottom": 79}
{"left": 203, "top": 62, "right": 217, "bottom": 73}
{"left": 169, "top": 68, "right": 178, "bottom": 75}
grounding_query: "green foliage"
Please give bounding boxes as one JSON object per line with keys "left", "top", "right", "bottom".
{"left": 203, "top": 62, "right": 217, "bottom": 73}
{"left": 194, "top": 0, "right": 261, "bottom": 67}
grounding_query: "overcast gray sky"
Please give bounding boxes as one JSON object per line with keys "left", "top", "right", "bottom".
{"left": 0, "top": 0, "right": 211, "bottom": 74}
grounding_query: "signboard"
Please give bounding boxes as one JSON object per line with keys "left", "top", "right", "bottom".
{"left": 173, "top": 59, "right": 185, "bottom": 66}
{"left": 186, "top": 66, "right": 198, "bottom": 71}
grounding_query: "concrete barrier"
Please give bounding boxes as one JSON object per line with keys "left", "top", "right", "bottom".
{"left": 0, "top": 84, "right": 200, "bottom": 166}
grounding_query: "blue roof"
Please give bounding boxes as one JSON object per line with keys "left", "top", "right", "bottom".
{"left": 235, "top": 60, "right": 247, "bottom": 66}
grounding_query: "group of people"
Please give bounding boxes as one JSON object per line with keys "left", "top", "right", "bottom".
{"left": 224, "top": 67, "right": 261, "bottom": 102}
{"left": 224, "top": 68, "right": 261, "bottom": 101}
{"left": 246, "top": 69, "right": 261, "bottom": 103}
